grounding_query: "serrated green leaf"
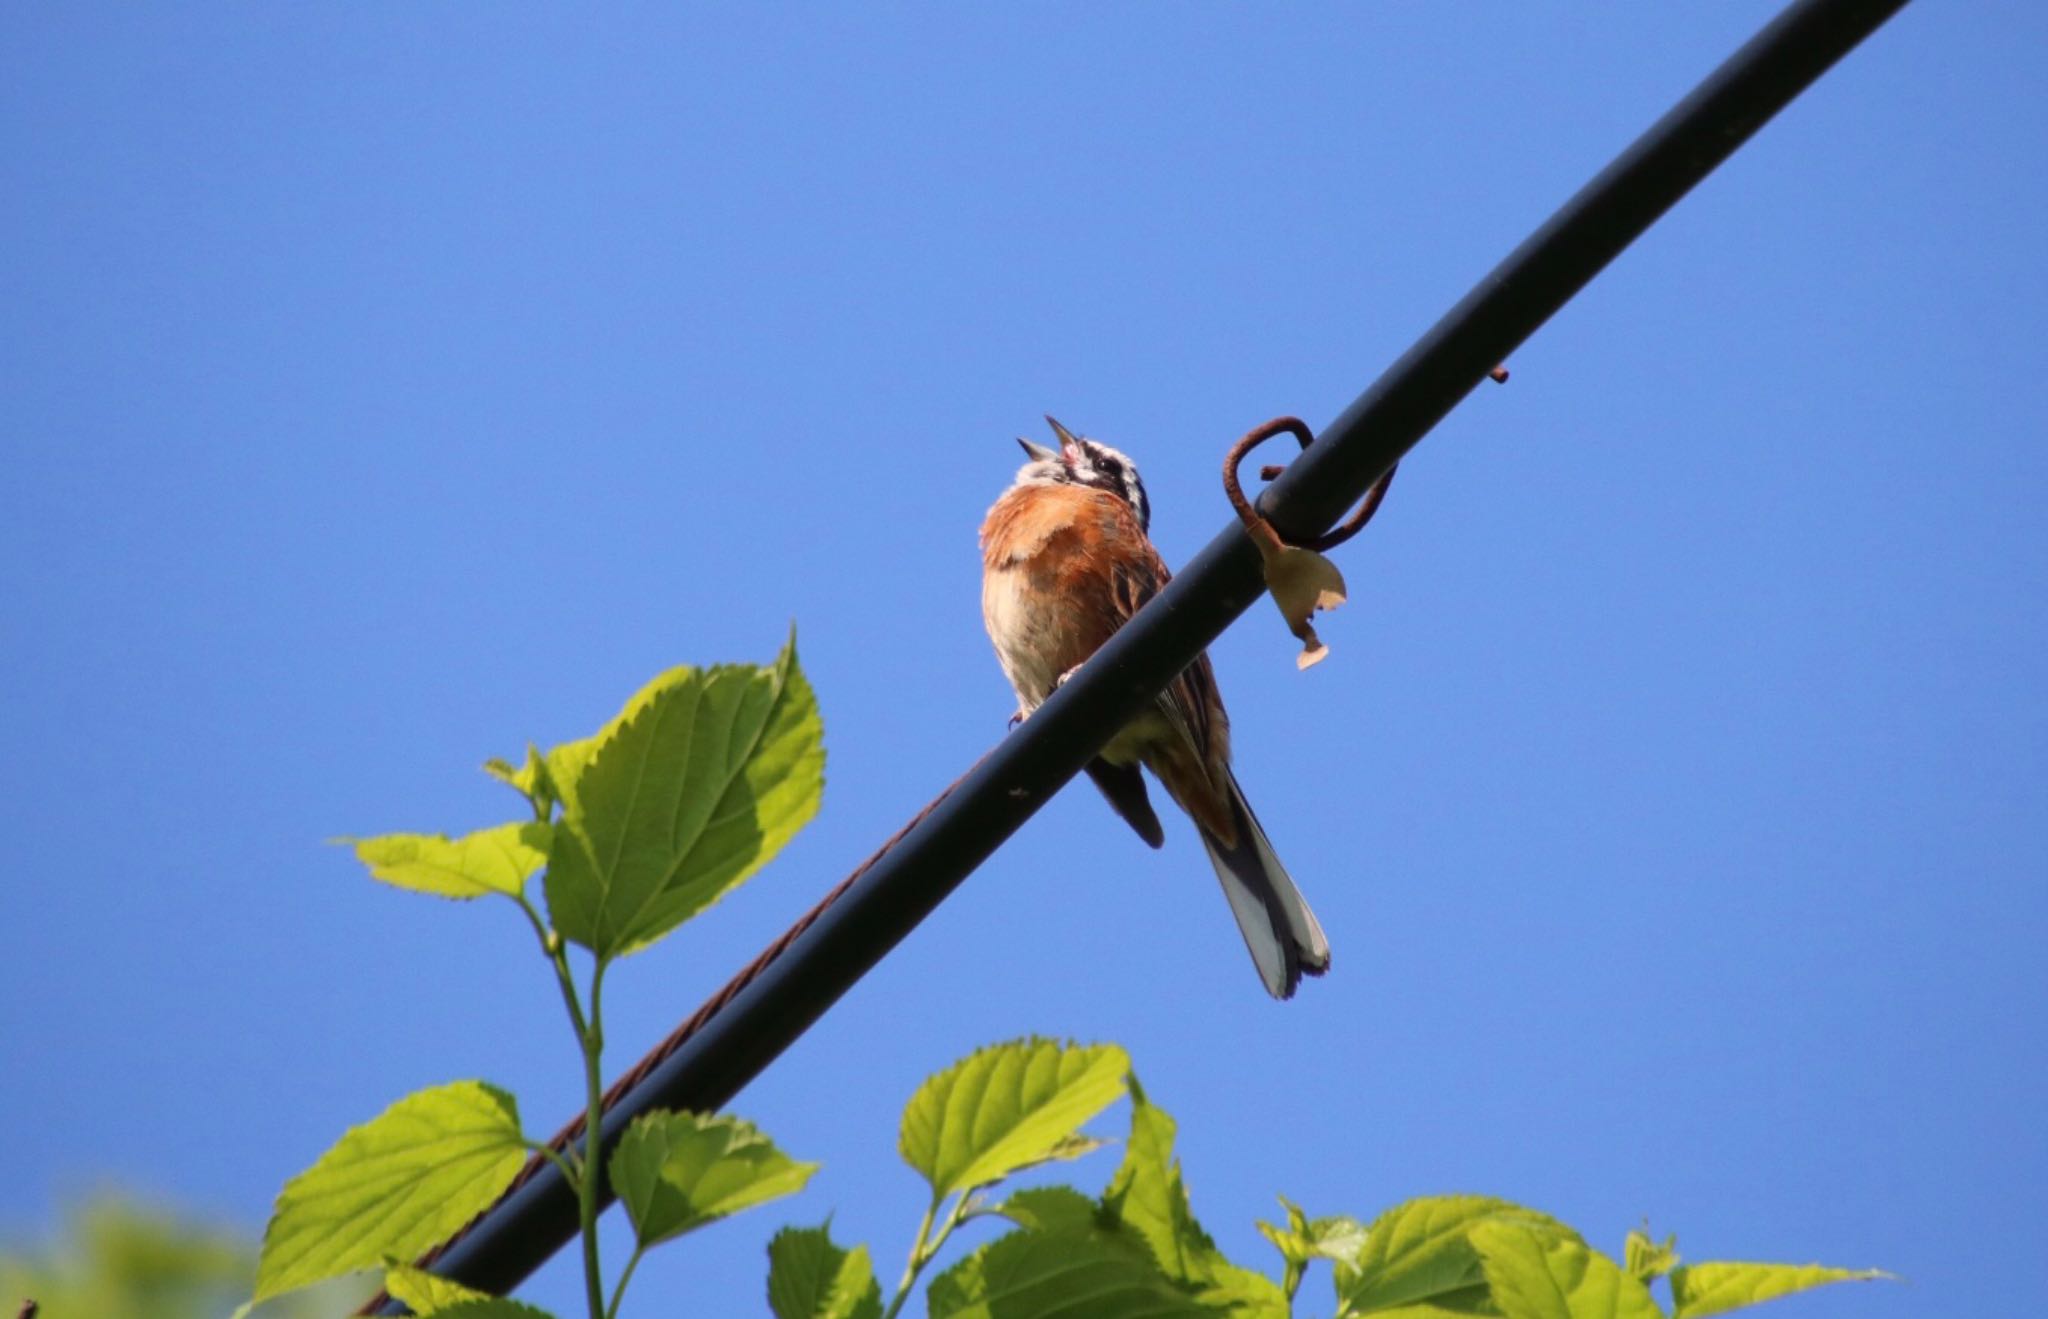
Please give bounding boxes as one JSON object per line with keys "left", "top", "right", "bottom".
{"left": 1470, "top": 1222, "right": 1660, "bottom": 1319}
{"left": 766, "top": 1223, "right": 883, "bottom": 1319}
{"left": 1275, "top": 1197, "right": 1367, "bottom": 1267}
{"left": 1622, "top": 1229, "right": 1679, "bottom": 1283}
{"left": 541, "top": 734, "right": 600, "bottom": 808}
{"left": 485, "top": 744, "right": 557, "bottom": 817}
{"left": 926, "top": 1228, "right": 1213, "bottom": 1319}
{"left": 383, "top": 1258, "right": 492, "bottom": 1314}
{"left": 1100, "top": 1077, "right": 1286, "bottom": 1317}
{"left": 255, "top": 1082, "right": 526, "bottom": 1302}
{"left": 426, "top": 1302, "right": 558, "bottom": 1319}
{"left": 544, "top": 629, "right": 825, "bottom": 958}
{"left": 341, "top": 822, "right": 550, "bottom": 900}
{"left": 1333, "top": 1292, "right": 1496, "bottom": 1319}
{"left": 1261, "top": 1195, "right": 1367, "bottom": 1299}
{"left": 1338, "top": 1196, "right": 1582, "bottom": 1315}
{"left": 997, "top": 1186, "right": 1102, "bottom": 1234}
{"left": 1102, "top": 1078, "right": 1223, "bottom": 1280}
{"left": 610, "top": 1110, "right": 816, "bottom": 1247}
{"left": 1669, "top": 1260, "right": 1889, "bottom": 1318}
{"left": 899, "top": 1039, "right": 1129, "bottom": 1197}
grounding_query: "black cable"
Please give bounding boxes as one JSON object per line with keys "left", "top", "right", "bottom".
{"left": 378, "top": 0, "right": 1910, "bottom": 1304}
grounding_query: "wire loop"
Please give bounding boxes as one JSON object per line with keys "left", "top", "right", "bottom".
{"left": 1222, "top": 416, "right": 1397, "bottom": 553}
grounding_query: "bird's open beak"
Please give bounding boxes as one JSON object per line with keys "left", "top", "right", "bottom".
{"left": 1044, "top": 415, "right": 1084, "bottom": 464}
{"left": 1016, "top": 436, "right": 1059, "bottom": 463}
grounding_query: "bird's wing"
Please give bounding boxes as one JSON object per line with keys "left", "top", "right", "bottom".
{"left": 1107, "top": 543, "right": 1228, "bottom": 771}
{"left": 1083, "top": 757, "right": 1165, "bottom": 848}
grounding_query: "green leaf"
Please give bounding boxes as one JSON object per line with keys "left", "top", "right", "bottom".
{"left": 900, "top": 1038, "right": 1129, "bottom": 1197}
{"left": 926, "top": 1228, "right": 1213, "bottom": 1319}
{"left": 1470, "top": 1222, "right": 1661, "bottom": 1319}
{"left": 543, "top": 629, "right": 825, "bottom": 958}
{"left": 484, "top": 744, "right": 557, "bottom": 817}
{"left": 425, "top": 1302, "right": 558, "bottom": 1319}
{"left": 610, "top": 1110, "right": 817, "bottom": 1247}
{"left": 383, "top": 1259, "right": 493, "bottom": 1314}
{"left": 1669, "top": 1260, "right": 1889, "bottom": 1318}
{"left": 1099, "top": 1077, "right": 1286, "bottom": 1317}
{"left": 1334, "top": 1296, "right": 1494, "bottom": 1319}
{"left": 1622, "top": 1229, "right": 1679, "bottom": 1283}
{"left": 766, "top": 1223, "right": 883, "bottom": 1319}
{"left": 1260, "top": 1195, "right": 1367, "bottom": 1298}
{"left": 997, "top": 1187, "right": 1103, "bottom": 1234}
{"left": 255, "top": 1081, "right": 526, "bottom": 1303}
{"left": 1337, "top": 1196, "right": 1581, "bottom": 1315}
{"left": 541, "top": 733, "right": 601, "bottom": 808}
{"left": 341, "top": 822, "right": 550, "bottom": 900}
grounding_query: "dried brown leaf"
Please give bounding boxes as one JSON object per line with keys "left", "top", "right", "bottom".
{"left": 1256, "top": 540, "right": 1347, "bottom": 670}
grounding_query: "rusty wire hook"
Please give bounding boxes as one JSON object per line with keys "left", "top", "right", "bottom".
{"left": 1223, "top": 416, "right": 1397, "bottom": 554}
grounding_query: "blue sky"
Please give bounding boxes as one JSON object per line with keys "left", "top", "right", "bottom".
{"left": 4, "top": 5, "right": 2042, "bottom": 1317}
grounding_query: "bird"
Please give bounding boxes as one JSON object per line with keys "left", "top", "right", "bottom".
{"left": 980, "top": 416, "right": 1331, "bottom": 998}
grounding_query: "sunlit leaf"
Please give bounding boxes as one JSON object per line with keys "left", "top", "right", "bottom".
{"left": 484, "top": 744, "right": 557, "bottom": 817}
{"left": 996, "top": 1187, "right": 1102, "bottom": 1234}
{"left": 1337, "top": 1196, "right": 1580, "bottom": 1315}
{"left": 340, "top": 823, "right": 550, "bottom": 900}
{"left": 255, "top": 1082, "right": 525, "bottom": 1302}
{"left": 1102, "top": 1077, "right": 1286, "bottom": 1315}
{"left": 610, "top": 1110, "right": 816, "bottom": 1247}
{"left": 899, "top": 1039, "right": 1128, "bottom": 1197}
{"left": 383, "top": 1259, "right": 492, "bottom": 1314}
{"left": 766, "top": 1223, "right": 883, "bottom": 1319}
{"left": 1622, "top": 1228, "right": 1679, "bottom": 1283}
{"left": 1669, "top": 1260, "right": 1889, "bottom": 1318}
{"left": 1470, "top": 1222, "right": 1660, "bottom": 1319}
{"left": 544, "top": 629, "right": 825, "bottom": 958}
{"left": 1260, "top": 1194, "right": 1366, "bottom": 1298}
{"left": 926, "top": 1228, "right": 1211, "bottom": 1319}
{"left": 423, "top": 1302, "right": 556, "bottom": 1319}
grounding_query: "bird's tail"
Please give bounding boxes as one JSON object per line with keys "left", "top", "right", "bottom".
{"left": 1198, "top": 768, "right": 1331, "bottom": 999}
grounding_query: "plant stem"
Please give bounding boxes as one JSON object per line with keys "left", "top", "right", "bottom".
{"left": 605, "top": 1243, "right": 645, "bottom": 1319}
{"left": 881, "top": 1193, "right": 942, "bottom": 1319}
{"left": 574, "top": 959, "right": 609, "bottom": 1319}
{"left": 526, "top": 890, "right": 608, "bottom": 1319}
{"left": 525, "top": 1141, "right": 579, "bottom": 1185}
{"left": 882, "top": 1188, "right": 978, "bottom": 1319}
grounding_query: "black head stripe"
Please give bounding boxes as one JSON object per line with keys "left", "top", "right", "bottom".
{"left": 1125, "top": 473, "right": 1150, "bottom": 532}
{"left": 1073, "top": 439, "right": 1150, "bottom": 533}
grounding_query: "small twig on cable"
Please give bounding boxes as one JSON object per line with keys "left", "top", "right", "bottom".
{"left": 1489, "top": 364, "right": 1511, "bottom": 383}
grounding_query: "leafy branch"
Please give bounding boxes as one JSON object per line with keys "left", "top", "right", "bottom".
{"left": 246, "top": 630, "right": 825, "bottom": 1319}
{"left": 765, "top": 1037, "right": 1889, "bottom": 1319}
{"left": 244, "top": 632, "right": 1884, "bottom": 1319}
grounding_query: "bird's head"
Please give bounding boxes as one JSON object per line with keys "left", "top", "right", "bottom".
{"left": 1014, "top": 416, "right": 1151, "bottom": 533}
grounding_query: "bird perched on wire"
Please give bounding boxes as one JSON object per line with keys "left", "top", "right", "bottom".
{"left": 980, "top": 416, "right": 1331, "bottom": 998}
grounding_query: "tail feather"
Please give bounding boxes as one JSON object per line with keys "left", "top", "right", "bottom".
{"left": 1198, "top": 769, "right": 1330, "bottom": 999}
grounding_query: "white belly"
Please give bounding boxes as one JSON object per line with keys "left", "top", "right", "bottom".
{"left": 982, "top": 566, "right": 1064, "bottom": 709}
